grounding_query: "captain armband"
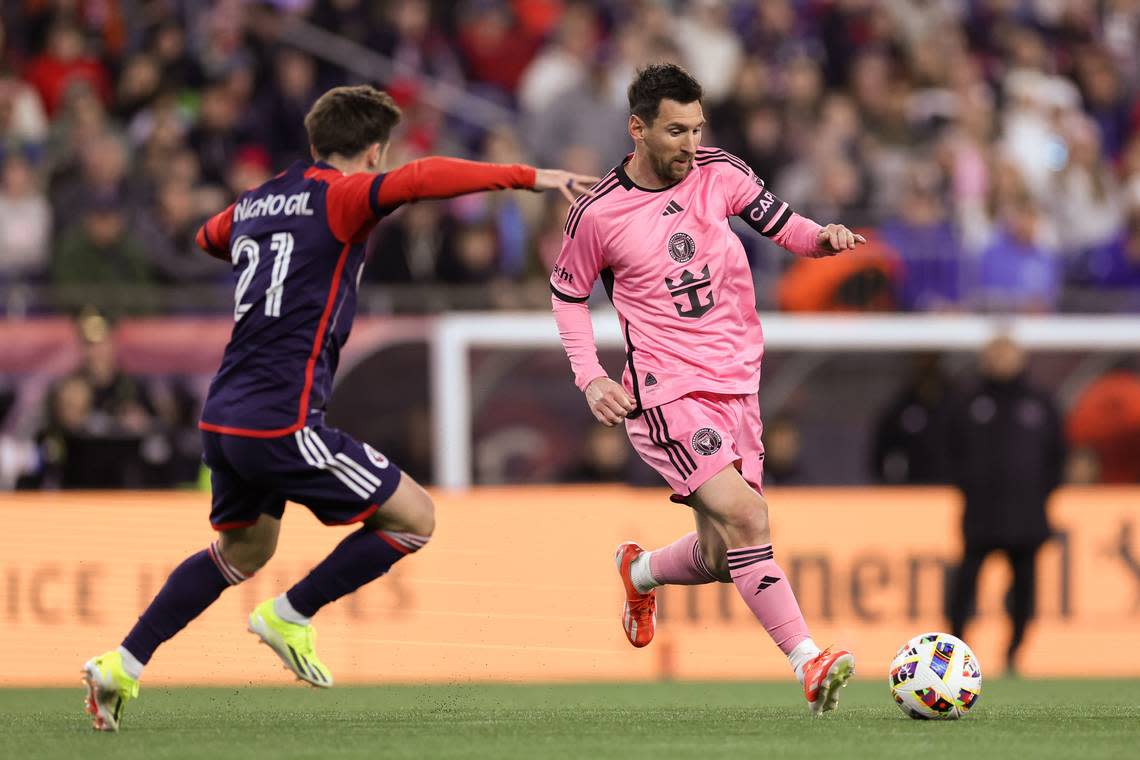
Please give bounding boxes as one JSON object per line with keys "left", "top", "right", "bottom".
{"left": 738, "top": 187, "right": 794, "bottom": 238}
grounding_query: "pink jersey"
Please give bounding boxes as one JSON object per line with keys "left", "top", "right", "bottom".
{"left": 551, "top": 147, "right": 827, "bottom": 412}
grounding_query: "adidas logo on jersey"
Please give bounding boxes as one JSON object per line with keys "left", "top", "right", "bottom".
{"left": 234, "top": 192, "right": 315, "bottom": 222}
{"left": 662, "top": 200, "right": 684, "bottom": 216}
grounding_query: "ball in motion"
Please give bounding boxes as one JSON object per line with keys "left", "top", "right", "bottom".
{"left": 888, "top": 632, "right": 982, "bottom": 720}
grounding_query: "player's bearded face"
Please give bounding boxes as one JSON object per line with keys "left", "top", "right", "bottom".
{"left": 642, "top": 100, "right": 704, "bottom": 183}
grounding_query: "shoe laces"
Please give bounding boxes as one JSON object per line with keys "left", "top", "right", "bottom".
{"left": 629, "top": 593, "right": 656, "bottom": 619}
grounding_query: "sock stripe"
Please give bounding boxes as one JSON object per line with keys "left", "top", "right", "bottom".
{"left": 726, "top": 546, "right": 774, "bottom": 570}
{"left": 378, "top": 531, "right": 429, "bottom": 554}
{"left": 690, "top": 540, "right": 718, "bottom": 582}
{"left": 207, "top": 541, "right": 247, "bottom": 585}
{"left": 727, "top": 556, "right": 771, "bottom": 572}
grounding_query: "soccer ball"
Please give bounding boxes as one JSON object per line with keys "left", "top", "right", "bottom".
{"left": 888, "top": 632, "right": 982, "bottom": 720}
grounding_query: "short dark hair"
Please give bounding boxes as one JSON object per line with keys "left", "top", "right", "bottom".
{"left": 304, "top": 85, "right": 402, "bottom": 160}
{"left": 627, "top": 63, "right": 703, "bottom": 126}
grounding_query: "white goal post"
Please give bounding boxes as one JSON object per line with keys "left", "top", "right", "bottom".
{"left": 431, "top": 312, "right": 1140, "bottom": 489}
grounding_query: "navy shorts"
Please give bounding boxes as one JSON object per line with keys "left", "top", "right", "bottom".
{"left": 201, "top": 424, "right": 403, "bottom": 531}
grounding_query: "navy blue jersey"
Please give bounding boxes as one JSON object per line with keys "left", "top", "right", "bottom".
{"left": 197, "top": 160, "right": 389, "bottom": 436}
{"left": 195, "top": 157, "right": 535, "bottom": 437}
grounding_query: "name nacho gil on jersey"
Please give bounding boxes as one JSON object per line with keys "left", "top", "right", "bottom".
{"left": 233, "top": 191, "right": 315, "bottom": 222}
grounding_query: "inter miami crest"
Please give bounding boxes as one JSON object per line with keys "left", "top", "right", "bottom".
{"left": 691, "top": 427, "right": 722, "bottom": 456}
{"left": 668, "top": 232, "right": 695, "bottom": 263}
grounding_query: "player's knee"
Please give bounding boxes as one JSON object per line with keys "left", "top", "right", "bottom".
{"left": 219, "top": 534, "right": 276, "bottom": 576}
{"left": 719, "top": 494, "right": 770, "bottom": 542}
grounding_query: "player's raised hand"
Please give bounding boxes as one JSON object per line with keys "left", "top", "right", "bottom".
{"left": 815, "top": 224, "right": 867, "bottom": 255}
{"left": 533, "top": 169, "right": 601, "bottom": 203}
{"left": 585, "top": 377, "right": 635, "bottom": 427}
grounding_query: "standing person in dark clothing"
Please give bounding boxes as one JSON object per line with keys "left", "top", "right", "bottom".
{"left": 945, "top": 336, "right": 1067, "bottom": 674}
{"left": 871, "top": 353, "right": 953, "bottom": 484}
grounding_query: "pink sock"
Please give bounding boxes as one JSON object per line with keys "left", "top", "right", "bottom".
{"left": 726, "top": 544, "right": 811, "bottom": 654}
{"left": 648, "top": 532, "right": 719, "bottom": 585}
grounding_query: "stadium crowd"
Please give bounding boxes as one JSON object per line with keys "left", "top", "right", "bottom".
{"left": 0, "top": 0, "right": 1138, "bottom": 315}
{"left": 0, "top": 1, "right": 1138, "bottom": 491}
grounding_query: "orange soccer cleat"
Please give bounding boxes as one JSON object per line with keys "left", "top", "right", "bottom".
{"left": 802, "top": 647, "right": 856, "bottom": 716}
{"left": 614, "top": 542, "right": 657, "bottom": 648}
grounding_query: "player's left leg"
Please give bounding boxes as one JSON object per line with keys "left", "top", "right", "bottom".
{"left": 83, "top": 449, "right": 283, "bottom": 731}
{"left": 248, "top": 425, "right": 432, "bottom": 686}
{"left": 689, "top": 466, "right": 853, "bottom": 714}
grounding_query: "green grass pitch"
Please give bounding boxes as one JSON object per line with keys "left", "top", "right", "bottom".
{"left": 2, "top": 679, "right": 1137, "bottom": 759}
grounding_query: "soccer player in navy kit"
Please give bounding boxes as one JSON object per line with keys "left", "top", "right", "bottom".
{"left": 81, "top": 85, "right": 597, "bottom": 731}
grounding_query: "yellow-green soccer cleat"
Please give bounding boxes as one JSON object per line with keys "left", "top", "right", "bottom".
{"left": 82, "top": 651, "right": 140, "bottom": 732}
{"left": 247, "top": 599, "right": 333, "bottom": 687}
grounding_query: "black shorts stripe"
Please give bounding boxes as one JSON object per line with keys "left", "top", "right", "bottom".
{"left": 564, "top": 172, "right": 619, "bottom": 237}
{"left": 764, "top": 205, "right": 794, "bottom": 238}
{"left": 652, "top": 406, "right": 697, "bottom": 472}
{"left": 550, "top": 284, "right": 589, "bottom": 303}
{"left": 645, "top": 407, "right": 690, "bottom": 479}
{"left": 696, "top": 149, "right": 751, "bottom": 174}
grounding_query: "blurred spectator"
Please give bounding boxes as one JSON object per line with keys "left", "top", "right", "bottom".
{"left": 34, "top": 314, "right": 159, "bottom": 488}
{"left": 188, "top": 82, "right": 250, "bottom": 186}
{"left": 113, "top": 53, "right": 163, "bottom": 123}
{"left": 518, "top": 2, "right": 597, "bottom": 115}
{"left": 563, "top": 424, "right": 630, "bottom": 483}
{"left": 373, "top": 0, "right": 465, "bottom": 89}
{"left": 871, "top": 353, "right": 952, "bottom": 484}
{"left": 0, "top": 74, "right": 49, "bottom": 146}
{"left": 0, "top": 150, "right": 51, "bottom": 286}
{"left": 457, "top": 2, "right": 542, "bottom": 99}
{"left": 252, "top": 48, "right": 322, "bottom": 170}
{"left": 135, "top": 179, "right": 219, "bottom": 285}
{"left": 673, "top": 0, "right": 742, "bottom": 104}
{"left": 436, "top": 220, "right": 501, "bottom": 285}
{"left": 975, "top": 195, "right": 1061, "bottom": 312}
{"left": 50, "top": 131, "right": 137, "bottom": 232}
{"left": 21, "top": 22, "right": 111, "bottom": 116}
{"left": 527, "top": 62, "right": 628, "bottom": 168}
{"left": 878, "top": 162, "right": 964, "bottom": 311}
{"left": 1066, "top": 369, "right": 1140, "bottom": 484}
{"left": 366, "top": 203, "right": 452, "bottom": 285}
{"left": 760, "top": 415, "right": 804, "bottom": 485}
{"left": 945, "top": 336, "right": 1066, "bottom": 674}
{"left": 1053, "top": 115, "right": 1124, "bottom": 257}
{"left": 51, "top": 193, "right": 155, "bottom": 307}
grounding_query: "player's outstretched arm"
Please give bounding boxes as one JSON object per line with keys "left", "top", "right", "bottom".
{"left": 373, "top": 157, "right": 597, "bottom": 207}
{"left": 815, "top": 223, "right": 867, "bottom": 254}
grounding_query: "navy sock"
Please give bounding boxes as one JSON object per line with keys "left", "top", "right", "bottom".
{"left": 286, "top": 529, "right": 427, "bottom": 617}
{"left": 121, "top": 542, "right": 245, "bottom": 665}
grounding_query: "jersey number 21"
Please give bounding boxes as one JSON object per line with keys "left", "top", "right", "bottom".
{"left": 231, "top": 232, "right": 294, "bottom": 321}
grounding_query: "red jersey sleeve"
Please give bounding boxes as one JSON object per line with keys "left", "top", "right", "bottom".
{"left": 195, "top": 203, "right": 236, "bottom": 261}
{"left": 324, "top": 158, "right": 536, "bottom": 245}
{"left": 324, "top": 172, "right": 385, "bottom": 244}
{"left": 375, "top": 157, "right": 536, "bottom": 207}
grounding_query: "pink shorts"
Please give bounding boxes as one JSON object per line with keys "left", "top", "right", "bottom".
{"left": 626, "top": 392, "right": 764, "bottom": 497}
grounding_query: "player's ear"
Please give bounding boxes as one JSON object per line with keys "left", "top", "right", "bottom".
{"left": 629, "top": 114, "right": 645, "bottom": 144}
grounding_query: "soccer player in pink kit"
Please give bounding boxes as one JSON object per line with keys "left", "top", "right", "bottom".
{"left": 551, "top": 64, "right": 865, "bottom": 715}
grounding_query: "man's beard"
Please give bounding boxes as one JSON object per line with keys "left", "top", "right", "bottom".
{"left": 650, "top": 152, "right": 692, "bottom": 183}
